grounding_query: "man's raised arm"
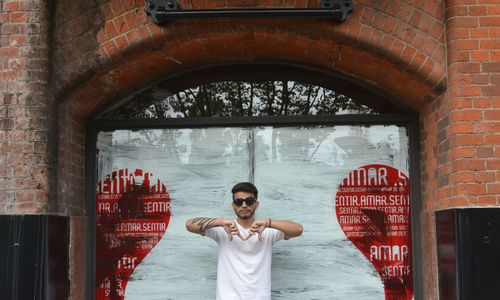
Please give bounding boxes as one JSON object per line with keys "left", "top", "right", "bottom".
{"left": 249, "top": 219, "right": 303, "bottom": 240}
{"left": 270, "top": 219, "right": 303, "bottom": 239}
{"left": 186, "top": 217, "right": 223, "bottom": 235}
{"left": 186, "top": 217, "right": 242, "bottom": 239}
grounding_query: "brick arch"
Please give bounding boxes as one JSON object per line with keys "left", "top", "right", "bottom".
{"left": 54, "top": 5, "right": 448, "bottom": 206}
{"left": 55, "top": 1, "right": 447, "bottom": 117}
{"left": 64, "top": 29, "right": 441, "bottom": 116}
{"left": 56, "top": 0, "right": 448, "bottom": 214}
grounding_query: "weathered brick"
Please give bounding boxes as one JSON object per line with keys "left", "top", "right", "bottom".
{"left": 452, "top": 159, "right": 486, "bottom": 171}
{"left": 473, "top": 98, "right": 492, "bottom": 108}
{"left": 487, "top": 183, "right": 500, "bottom": 195}
{"left": 450, "top": 109, "right": 482, "bottom": 121}
{"left": 476, "top": 195, "right": 497, "bottom": 205}
{"left": 477, "top": 172, "right": 496, "bottom": 183}
{"left": 469, "top": 6, "right": 487, "bottom": 16}
{"left": 3, "top": 1, "right": 20, "bottom": 12}
{"left": 454, "top": 183, "right": 487, "bottom": 195}
{"left": 479, "top": 16, "right": 500, "bottom": 27}
{"left": 482, "top": 86, "right": 500, "bottom": 97}
{"left": 0, "top": 1, "right": 496, "bottom": 299}
{"left": 482, "top": 62, "right": 500, "bottom": 72}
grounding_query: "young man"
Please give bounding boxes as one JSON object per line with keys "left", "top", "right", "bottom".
{"left": 186, "top": 182, "right": 303, "bottom": 300}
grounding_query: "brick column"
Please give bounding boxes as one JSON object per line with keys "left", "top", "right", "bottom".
{"left": 443, "top": 0, "right": 499, "bottom": 209}
{"left": 419, "top": 2, "right": 500, "bottom": 296}
{"left": 0, "top": 0, "right": 53, "bottom": 213}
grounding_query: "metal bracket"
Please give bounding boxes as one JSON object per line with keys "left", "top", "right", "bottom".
{"left": 145, "top": 0, "right": 355, "bottom": 25}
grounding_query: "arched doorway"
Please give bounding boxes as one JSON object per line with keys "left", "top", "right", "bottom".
{"left": 86, "top": 63, "right": 421, "bottom": 299}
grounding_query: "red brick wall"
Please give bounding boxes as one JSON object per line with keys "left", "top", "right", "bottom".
{"left": 442, "top": 1, "right": 499, "bottom": 208}
{"left": 0, "top": 0, "right": 52, "bottom": 213}
{"left": 419, "top": 1, "right": 500, "bottom": 296}
{"left": 4, "top": 0, "right": 499, "bottom": 298}
{"left": 52, "top": 1, "right": 448, "bottom": 297}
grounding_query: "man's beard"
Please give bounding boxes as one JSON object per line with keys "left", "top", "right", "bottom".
{"left": 236, "top": 208, "right": 255, "bottom": 219}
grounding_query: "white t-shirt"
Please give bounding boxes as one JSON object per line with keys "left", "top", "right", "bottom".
{"left": 205, "top": 221, "right": 284, "bottom": 300}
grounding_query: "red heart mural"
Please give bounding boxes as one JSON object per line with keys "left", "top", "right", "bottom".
{"left": 335, "top": 164, "right": 413, "bottom": 300}
{"left": 96, "top": 169, "right": 171, "bottom": 299}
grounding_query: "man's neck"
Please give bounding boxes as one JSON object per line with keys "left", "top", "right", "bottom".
{"left": 236, "top": 217, "right": 254, "bottom": 229}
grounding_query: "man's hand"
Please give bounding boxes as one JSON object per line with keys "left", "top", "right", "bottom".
{"left": 220, "top": 219, "right": 242, "bottom": 241}
{"left": 186, "top": 217, "right": 247, "bottom": 241}
{"left": 214, "top": 219, "right": 264, "bottom": 241}
{"left": 248, "top": 219, "right": 270, "bottom": 241}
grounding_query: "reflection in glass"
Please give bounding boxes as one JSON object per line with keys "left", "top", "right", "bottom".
{"left": 96, "top": 125, "right": 409, "bottom": 300}
{"left": 100, "top": 81, "right": 376, "bottom": 119}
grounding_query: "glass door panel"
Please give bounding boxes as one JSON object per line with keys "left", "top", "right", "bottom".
{"left": 96, "top": 125, "right": 411, "bottom": 300}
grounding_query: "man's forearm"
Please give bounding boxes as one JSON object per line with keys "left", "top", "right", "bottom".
{"left": 186, "top": 217, "right": 222, "bottom": 235}
{"left": 268, "top": 219, "right": 303, "bottom": 239}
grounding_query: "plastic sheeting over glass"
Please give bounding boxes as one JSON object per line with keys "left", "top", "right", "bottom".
{"left": 96, "top": 125, "right": 410, "bottom": 300}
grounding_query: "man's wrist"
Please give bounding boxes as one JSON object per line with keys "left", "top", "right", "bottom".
{"left": 216, "top": 218, "right": 225, "bottom": 227}
{"left": 268, "top": 218, "right": 272, "bottom": 228}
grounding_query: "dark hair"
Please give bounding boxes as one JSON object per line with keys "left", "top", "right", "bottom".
{"left": 231, "top": 182, "right": 258, "bottom": 198}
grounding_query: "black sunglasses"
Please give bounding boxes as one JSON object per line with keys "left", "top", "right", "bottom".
{"left": 233, "top": 197, "right": 257, "bottom": 206}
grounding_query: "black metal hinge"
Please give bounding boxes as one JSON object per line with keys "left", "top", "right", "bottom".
{"left": 145, "top": 0, "right": 355, "bottom": 25}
